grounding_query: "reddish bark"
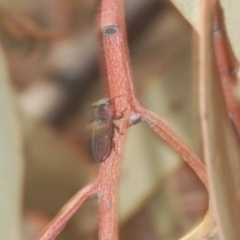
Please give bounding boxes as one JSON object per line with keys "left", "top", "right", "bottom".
{"left": 36, "top": 0, "right": 209, "bottom": 239}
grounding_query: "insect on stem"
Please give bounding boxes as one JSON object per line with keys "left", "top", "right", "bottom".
{"left": 91, "top": 97, "right": 123, "bottom": 163}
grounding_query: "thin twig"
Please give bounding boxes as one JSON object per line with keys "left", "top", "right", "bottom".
{"left": 136, "top": 104, "right": 208, "bottom": 187}
{"left": 197, "top": 0, "right": 216, "bottom": 239}
{"left": 199, "top": 0, "right": 212, "bottom": 191}
{"left": 36, "top": 182, "right": 97, "bottom": 240}
{"left": 212, "top": 0, "right": 240, "bottom": 137}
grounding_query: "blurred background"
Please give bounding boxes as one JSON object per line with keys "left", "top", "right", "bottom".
{"left": 0, "top": 0, "right": 208, "bottom": 239}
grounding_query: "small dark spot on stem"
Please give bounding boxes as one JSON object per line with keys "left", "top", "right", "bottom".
{"left": 212, "top": 23, "right": 220, "bottom": 34}
{"left": 129, "top": 113, "right": 142, "bottom": 126}
{"left": 90, "top": 193, "right": 98, "bottom": 200}
{"left": 227, "top": 61, "right": 239, "bottom": 76}
{"left": 104, "top": 25, "right": 118, "bottom": 35}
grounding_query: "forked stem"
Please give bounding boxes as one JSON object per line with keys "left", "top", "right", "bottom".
{"left": 36, "top": 0, "right": 210, "bottom": 239}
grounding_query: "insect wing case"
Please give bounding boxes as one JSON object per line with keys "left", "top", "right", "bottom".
{"left": 92, "top": 101, "right": 115, "bottom": 163}
{"left": 92, "top": 118, "right": 114, "bottom": 163}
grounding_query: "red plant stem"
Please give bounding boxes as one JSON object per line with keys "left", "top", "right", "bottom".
{"left": 96, "top": 140, "right": 125, "bottom": 240}
{"left": 136, "top": 104, "right": 208, "bottom": 188}
{"left": 36, "top": 183, "right": 97, "bottom": 240}
{"left": 37, "top": 0, "right": 209, "bottom": 239}
{"left": 98, "top": 0, "right": 138, "bottom": 109}
{"left": 99, "top": 0, "right": 206, "bottom": 186}
{"left": 97, "top": 0, "right": 136, "bottom": 239}
{"left": 212, "top": 0, "right": 240, "bottom": 137}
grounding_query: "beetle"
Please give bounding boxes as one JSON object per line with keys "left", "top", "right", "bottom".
{"left": 91, "top": 98, "right": 123, "bottom": 163}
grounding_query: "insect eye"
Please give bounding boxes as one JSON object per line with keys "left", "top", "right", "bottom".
{"left": 95, "top": 104, "right": 114, "bottom": 119}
